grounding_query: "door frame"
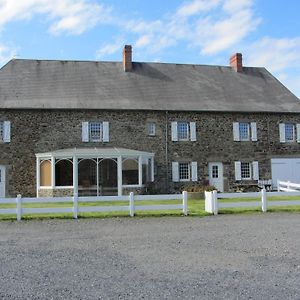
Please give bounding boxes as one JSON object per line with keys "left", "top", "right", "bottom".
{"left": 208, "top": 162, "right": 224, "bottom": 192}
{"left": 0, "top": 165, "right": 6, "bottom": 198}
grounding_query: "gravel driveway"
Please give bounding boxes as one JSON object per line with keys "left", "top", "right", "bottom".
{"left": 0, "top": 213, "right": 300, "bottom": 299}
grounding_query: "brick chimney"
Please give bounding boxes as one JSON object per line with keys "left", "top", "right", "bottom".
{"left": 123, "top": 45, "right": 132, "bottom": 72}
{"left": 230, "top": 53, "right": 243, "bottom": 72}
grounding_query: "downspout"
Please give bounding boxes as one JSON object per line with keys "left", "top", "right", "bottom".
{"left": 165, "top": 110, "right": 169, "bottom": 192}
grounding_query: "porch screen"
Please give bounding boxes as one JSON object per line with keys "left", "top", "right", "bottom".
{"left": 122, "top": 159, "right": 138, "bottom": 185}
{"left": 55, "top": 159, "right": 73, "bottom": 186}
{"left": 40, "top": 160, "right": 51, "bottom": 186}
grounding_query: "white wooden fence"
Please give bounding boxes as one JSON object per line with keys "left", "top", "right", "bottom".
{"left": 277, "top": 180, "right": 300, "bottom": 192}
{"left": 205, "top": 189, "right": 300, "bottom": 215}
{"left": 0, "top": 192, "right": 188, "bottom": 221}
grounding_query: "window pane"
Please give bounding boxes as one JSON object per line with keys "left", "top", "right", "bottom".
{"left": 179, "top": 162, "right": 189, "bottom": 180}
{"left": 285, "top": 123, "right": 294, "bottom": 141}
{"left": 239, "top": 123, "right": 250, "bottom": 140}
{"left": 89, "top": 122, "right": 103, "bottom": 142}
{"left": 177, "top": 122, "right": 189, "bottom": 140}
{"left": 40, "top": 160, "right": 51, "bottom": 186}
{"left": 212, "top": 165, "right": 218, "bottom": 178}
{"left": 241, "top": 162, "right": 251, "bottom": 179}
{"left": 0, "top": 122, "right": 3, "bottom": 141}
{"left": 148, "top": 122, "right": 156, "bottom": 136}
{"left": 55, "top": 159, "right": 73, "bottom": 186}
{"left": 122, "top": 159, "right": 138, "bottom": 185}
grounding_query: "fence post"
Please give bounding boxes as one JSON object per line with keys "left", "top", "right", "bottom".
{"left": 182, "top": 191, "right": 188, "bottom": 216}
{"left": 16, "top": 194, "right": 22, "bottom": 221}
{"left": 213, "top": 190, "right": 218, "bottom": 215}
{"left": 287, "top": 181, "right": 291, "bottom": 191}
{"left": 261, "top": 188, "right": 267, "bottom": 212}
{"left": 73, "top": 193, "right": 78, "bottom": 219}
{"left": 129, "top": 192, "right": 134, "bottom": 217}
{"left": 277, "top": 180, "right": 279, "bottom": 192}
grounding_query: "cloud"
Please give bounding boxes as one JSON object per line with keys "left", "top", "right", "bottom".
{"left": 121, "top": 0, "right": 260, "bottom": 56}
{"left": 96, "top": 37, "right": 125, "bottom": 59}
{"left": 0, "top": 0, "right": 112, "bottom": 35}
{"left": 0, "top": 44, "right": 17, "bottom": 65}
{"left": 246, "top": 37, "right": 300, "bottom": 98}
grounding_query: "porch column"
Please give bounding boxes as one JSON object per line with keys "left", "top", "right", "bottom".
{"left": 36, "top": 157, "right": 40, "bottom": 197}
{"left": 151, "top": 157, "right": 154, "bottom": 182}
{"left": 117, "top": 156, "right": 122, "bottom": 196}
{"left": 51, "top": 156, "right": 55, "bottom": 188}
{"left": 138, "top": 156, "right": 143, "bottom": 186}
{"left": 73, "top": 156, "right": 78, "bottom": 196}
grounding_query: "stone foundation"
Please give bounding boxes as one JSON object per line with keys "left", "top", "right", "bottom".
{"left": 38, "top": 188, "right": 74, "bottom": 197}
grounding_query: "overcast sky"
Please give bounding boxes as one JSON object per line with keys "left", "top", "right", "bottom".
{"left": 0, "top": 0, "right": 299, "bottom": 97}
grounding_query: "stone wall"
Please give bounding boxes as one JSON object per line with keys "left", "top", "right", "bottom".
{"left": 1, "top": 109, "right": 300, "bottom": 197}
{"left": 38, "top": 188, "right": 74, "bottom": 198}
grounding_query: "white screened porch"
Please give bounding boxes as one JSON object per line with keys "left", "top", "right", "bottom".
{"left": 36, "top": 148, "right": 154, "bottom": 197}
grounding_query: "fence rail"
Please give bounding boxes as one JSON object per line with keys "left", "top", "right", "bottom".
{"left": 0, "top": 192, "right": 188, "bottom": 221}
{"left": 205, "top": 187, "right": 300, "bottom": 215}
{"left": 277, "top": 180, "right": 300, "bottom": 192}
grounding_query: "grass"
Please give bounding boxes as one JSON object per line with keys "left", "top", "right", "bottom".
{"left": 0, "top": 196, "right": 300, "bottom": 220}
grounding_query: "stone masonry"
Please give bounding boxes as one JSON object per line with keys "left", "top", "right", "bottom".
{"left": 1, "top": 109, "right": 300, "bottom": 197}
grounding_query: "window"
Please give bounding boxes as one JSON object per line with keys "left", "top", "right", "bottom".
{"left": 0, "top": 122, "right": 3, "bottom": 142}
{"left": 241, "top": 162, "right": 251, "bottom": 180}
{"left": 285, "top": 123, "right": 295, "bottom": 142}
{"left": 147, "top": 122, "right": 156, "bottom": 136}
{"left": 233, "top": 122, "right": 257, "bottom": 142}
{"left": 212, "top": 165, "right": 218, "bottom": 178}
{"left": 239, "top": 122, "right": 250, "bottom": 141}
{"left": 179, "top": 162, "right": 190, "bottom": 181}
{"left": 55, "top": 159, "right": 73, "bottom": 186}
{"left": 177, "top": 122, "right": 189, "bottom": 140}
{"left": 82, "top": 121, "right": 109, "bottom": 142}
{"left": 89, "top": 122, "right": 103, "bottom": 142}
{"left": 235, "top": 161, "right": 259, "bottom": 181}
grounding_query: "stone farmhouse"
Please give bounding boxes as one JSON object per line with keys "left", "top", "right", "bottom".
{"left": 1, "top": 45, "right": 300, "bottom": 198}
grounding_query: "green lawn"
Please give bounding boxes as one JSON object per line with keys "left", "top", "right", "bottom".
{"left": 0, "top": 196, "right": 300, "bottom": 220}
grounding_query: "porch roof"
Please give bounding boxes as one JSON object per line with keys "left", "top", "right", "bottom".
{"left": 35, "top": 147, "right": 155, "bottom": 159}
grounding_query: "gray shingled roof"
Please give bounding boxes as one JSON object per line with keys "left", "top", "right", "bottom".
{"left": 0, "top": 58, "right": 299, "bottom": 112}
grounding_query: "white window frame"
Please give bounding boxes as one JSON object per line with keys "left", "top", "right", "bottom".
{"left": 179, "top": 162, "right": 190, "bottom": 181}
{"left": 89, "top": 122, "right": 103, "bottom": 142}
{"left": 284, "top": 123, "right": 295, "bottom": 143}
{"left": 147, "top": 122, "right": 156, "bottom": 136}
{"left": 177, "top": 122, "right": 189, "bottom": 141}
{"left": 239, "top": 122, "right": 250, "bottom": 141}
{"left": 240, "top": 162, "right": 251, "bottom": 180}
{"left": 0, "top": 122, "right": 3, "bottom": 142}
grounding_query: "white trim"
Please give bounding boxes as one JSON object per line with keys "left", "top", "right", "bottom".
{"left": 191, "top": 161, "right": 198, "bottom": 181}
{"left": 251, "top": 122, "right": 257, "bottom": 141}
{"left": 297, "top": 124, "right": 300, "bottom": 143}
{"left": 233, "top": 122, "right": 240, "bottom": 141}
{"left": 234, "top": 161, "right": 241, "bottom": 181}
{"left": 190, "top": 122, "right": 196, "bottom": 141}
{"left": 82, "top": 122, "right": 89, "bottom": 142}
{"left": 279, "top": 123, "right": 286, "bottom": 143}
{"left": 103, "top": 122, "right": 109, "bottom": 142}
{"left": 172, "top": 162, "right": 179, "bottom": 182}
{"left": 3, "top": 121, "right": 11, "bottom": 143}
{"left": 171, "top": 122, "right": 178, "bottom": 141}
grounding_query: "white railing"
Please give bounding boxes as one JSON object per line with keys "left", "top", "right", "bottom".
{"left": 205, "top": 189, "right": 300, "bottom": 215}
{"left": 0, "top": 192, "right": 188, "bottom": 221}
{"left": 277, "top": 180, "right": 300, "bottom": 192}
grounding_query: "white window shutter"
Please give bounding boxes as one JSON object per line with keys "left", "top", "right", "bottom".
{"left": 190, "top": 122, "right": 196, "bottom": 141}
{"left": 172, "top": 162, "right": 179, "bottom": 182}
{"left": 251, "top": 122, "right": 257, "bottom": 141}
{"left": 3, "top": 121, "right": 11, "bottom": 143}
{"left": 191, "top": 161, "right": 198, "bottom": 182}
{"left": 234, "top": 161, "right": 241, "bottom": 181}
{"left": 279, "top": 123, "right": 285, "bottom": 143}
{"left": 297, "top": 124, "right": 300, "bottom": 143}
{"left": 233, "top": 122, "right": 240, "bottom": 141}
{"left": 252, "top": 161, "right": 259, "bottom": 180}
{"left": 103, "top": 122, "right": 109, "bottom": 142}
{"left": 82, "top": 122, "right": 89, "bottom": 142}
{"left": 171, "top": 122, "right": 178, "bottom": 141}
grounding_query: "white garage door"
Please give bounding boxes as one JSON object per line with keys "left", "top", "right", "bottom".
{"left": 271, "top": 158, "right": 300, "bottom": 188}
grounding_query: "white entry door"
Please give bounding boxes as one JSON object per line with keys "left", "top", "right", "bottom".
{"left": 209, "top": 162, "right": 224, "bottom": 192}
{"left": 0, "top": 166, "right": 6, "bottom": 197}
